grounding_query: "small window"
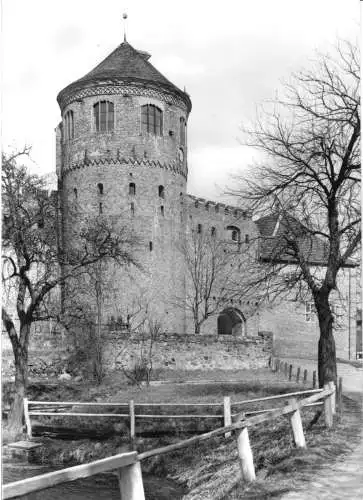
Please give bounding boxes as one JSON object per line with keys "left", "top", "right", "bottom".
{"left": 211, "top": 227, "right": 216, "bottom": 237}
{"left": 227, "top": 226, "right": 240, "bottom": 242}
{"left": 149, "top": 241, "right": 153, "bottom": 251}
{"left": 180, "top": 117, "right": 186, "bottom": 145}
{"left": 99, "top": 202, "right": 103, "bottom": 214}
{"left": 129, "top": 183, "right": 136, "bottom": 196}
{"left": 141, "top": 104, "right": 163, "bottom": 136}
{"left": 305, "top": 301, "right": 316, "bottom": 322}
{"left": 73, "top": 188, "right": 78, "bottom": 199}
{"left": 97, "top": 183, "right": 104, "bottom": 195}
{"left": 245, "top": 234, "right": 250, "bottom": 244}
{"left": 160, "top": 206, "right": 165, "bottom": 216}
{"left": 94, "top": 101, "right": 114, "bottom": 132}
{"left": 197, "top": 223, "right": 202, "bottom": 234}
{"left": 158, "top": 185, "right": 165, "bottom": 198}
{"left": 130, "top": 202, "right": 135, "bottom": 216}
{"left": 64, "top": 110, "right": 74, "bottom": 140}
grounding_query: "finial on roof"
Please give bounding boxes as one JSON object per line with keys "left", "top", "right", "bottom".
{"left": 122, "top": 12, "right": 128, "bottom": 42}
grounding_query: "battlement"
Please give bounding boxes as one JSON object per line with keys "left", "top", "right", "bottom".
{"left": 185, "top": 194, "right": 251, "bottom": 219}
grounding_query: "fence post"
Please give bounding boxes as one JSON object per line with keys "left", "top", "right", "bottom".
{"left": 296, "top": 367, "right": 300, "bottom": 384}
{"left": 323, "top": 383, "right": 333, "bottom": 428}
{"left": 118, "top": 461, "right": 145, "bottom": 500}
{"left": 224, "top": 396, "right": 232, "bottom": 438}
{"left": 24, "top": 398, "right": 32, "bottom": 439}
{"left": 329, "top": 381, "right": 336, "bottom": 415}
{"left": 303, "top": 369, "right": 308, "bottom": 384}
{"left": 337, "top": 377, "right": 343, "bottom": 414}
{"left": 129, "top": 400, "right": 135, "bottom": 443}
{"left": 288, "top": 364, "right": 293, "bottom": 381}
{"left": 235, "top": 427, "right": 256, "bottom": 482}
{"left": 288, "top": 398, "right": 306, "bottom": 448}
{"left": 312, "top": 371, "right": 317, "bottom": 388}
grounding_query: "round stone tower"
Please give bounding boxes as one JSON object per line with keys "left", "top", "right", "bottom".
{"left": 56, "top": 40, "right": 192, "bottom": 332}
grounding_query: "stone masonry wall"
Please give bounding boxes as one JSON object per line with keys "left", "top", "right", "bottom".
{"left": 2, "top": 330, "right": 271, "bottom": 378}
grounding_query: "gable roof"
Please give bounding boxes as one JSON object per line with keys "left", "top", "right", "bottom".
{"left": 255, "top": 213, "right": 356, "bottom": 268}
{"left": 57, "top": 41, "right": 191, "bottom": 112}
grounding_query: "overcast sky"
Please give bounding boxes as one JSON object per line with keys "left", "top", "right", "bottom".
{"left": 1, "top": 0, "right": 360, "bottom": 201}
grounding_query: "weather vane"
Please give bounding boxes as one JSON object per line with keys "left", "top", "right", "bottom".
{"left": 122, "top": 12, "right": 128, "bottom": 42}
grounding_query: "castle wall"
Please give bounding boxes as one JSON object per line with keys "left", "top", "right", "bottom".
{"left": 258, "top": 266, "right": 358, "bottom": 360}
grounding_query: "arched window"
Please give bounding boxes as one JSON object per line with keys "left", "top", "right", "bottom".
{"left": 130, "top": 202, "right": 135, "bottom": 216}
{"left": 97, "top": 183, "right": 103, "bottom": 195}
{"left": 99, "top": 202, "right": 103, "bottom": 214}
{"left": 211, "top": 227, "right": 216, "bottom": 237}
{"left": 129, "top": 183, "right": 136, "bottom": 196}
{"left": 149, "top": 241, "right": 153, "bottom": 251}
{"left": 180, "top": 117, "right": 186, "bottom": 145}
{"left": 245, "top": 234, "right": 250, "bottom": 244}
{"left": 160, "top": 205, "right": 165, "bottom": 216}
{"left": 227, "top": 225, "right": 240, "bottom": 242}
{"left": 141, "top": 104, "right": 163, "bottom": 135}
{"left": 73, "top": 187, "right": 78, "bottom": 199}
{"left": 158, "top": 185, "right": 165, "bottom": 198}
{"left": 94, "top": 101, "right": 114, "bottom": 132}
{"left": 197, "top": 223, "right": 202, "bottom": 234}
{"left": 64, "top": 110, "right": 74, "bottom": 140}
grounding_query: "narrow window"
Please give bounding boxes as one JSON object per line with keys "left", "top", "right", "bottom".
{"left": 97, "top": 183, "right": 103, "bottom": 195}
{"left": 149, "top": 241, "right": 153, "bottom": 251}
{"left": 197, "top": 223, "right": 202, "bottom": 234}
{"left": 64, "top": 110, "right": 74, "bottom": 140}
{"left": 141, "top": 104, "right": 163, "bottom": 135}
{"left": 245, "top": 234, "right": 250, "bottom": 244}
{"left": 94, "top": 101, "right": 114, "bottom": 132}
{"left": 180, "top": 117, "right": 186, "bottom": 145}
{"left": 158, "top": 185, "right": 165, "bottom": 198}
{"left": 211, "top": 227, "right": 216, "bottom": 237}
{"left": 129, "top": 183, "right": 136, "bottom": 196}
{"left": 73, "top": 188, "right": 78, "bottom": 199}
{"left": 130, "top": 202, "right": 135, "bottom": 216}
{"left": 160, "top": 205, "right": 165, "bottom": 216}
{"left": 99, "top": 202, "right": 103, "bottom": 214}
{"left": 227, "top": 226, "right": 240, "bottom": 242}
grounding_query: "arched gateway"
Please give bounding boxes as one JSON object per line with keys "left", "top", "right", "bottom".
{"left": 217, "top": 308, "right": 246, "bottom": 336}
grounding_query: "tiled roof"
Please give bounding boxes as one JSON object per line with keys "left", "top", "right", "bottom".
{"left": 58, "top": 41, "right": 191, "bottom": 111}
{"left": 256, "top": 213, "right": 356, "bottom": 268}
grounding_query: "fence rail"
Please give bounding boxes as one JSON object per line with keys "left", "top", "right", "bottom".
{"left": 4, "top": 383, "right": 336, "bottom": 500}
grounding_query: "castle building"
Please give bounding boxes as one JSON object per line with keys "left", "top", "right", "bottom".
{"left": 56, "top": 39, "right": 360, "bottom": 361}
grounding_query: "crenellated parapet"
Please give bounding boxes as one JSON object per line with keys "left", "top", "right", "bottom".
{"left": 185, "top": 194, "right": 250, "bottom": 220}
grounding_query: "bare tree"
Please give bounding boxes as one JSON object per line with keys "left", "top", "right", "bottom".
{"left": 231, "top": 40, "right": 360, "bottom": 386}
{"left": 2, "top": 148, "right": 139, "bottom": 434}
{"left": 175, "top": 229, "right": 248, "bottom": 334}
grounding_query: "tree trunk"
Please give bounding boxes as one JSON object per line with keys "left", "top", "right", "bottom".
{"left": 316, "top": 293, "right": 337, "bottom": 387}
{"left": 8, "top": 324, "right": 30, "bottom": 435}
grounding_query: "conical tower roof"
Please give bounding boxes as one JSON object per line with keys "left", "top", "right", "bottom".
{"left": 57, "top": 41, "right": 191, "bottom": 112}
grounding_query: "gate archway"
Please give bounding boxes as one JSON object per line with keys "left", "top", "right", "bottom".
{"left": 217, "top": 308, "right": 246, "bottom": 336}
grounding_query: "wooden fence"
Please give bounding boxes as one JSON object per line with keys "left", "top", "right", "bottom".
{"left": 4, "top": 384, "right": 336, "bottom": 500}
{"left": 269, "top": 356, "right": 343, "bottom": 412}
{"left": 24, "top": 386, "right": 326, "bottom": 440}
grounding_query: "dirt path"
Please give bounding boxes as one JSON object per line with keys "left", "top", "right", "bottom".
{"left": 280, "top": 360, "right": 363, "bottom": 500}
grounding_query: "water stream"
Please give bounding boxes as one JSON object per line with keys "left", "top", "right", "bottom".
{"left": 3, "top": 459, "right": 186, "bottom": 499}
